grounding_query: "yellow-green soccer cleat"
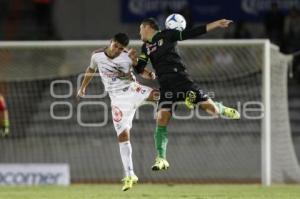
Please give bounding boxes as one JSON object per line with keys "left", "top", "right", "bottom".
{"left": 131, "top": 175, "right": 138, "bottom": 184}
{"left": 223, "top": 106, "right": 240, "bottom": 119}
{"left": 121, "top": 175, "right": 138, "bottom": 191}
{"left": 185, "top": 91, "right": 197, "bottom": 109}
{"left": 151, "top": 157, "right": 170, "bottom": 171}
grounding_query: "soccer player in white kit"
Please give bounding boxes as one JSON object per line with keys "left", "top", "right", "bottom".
{"left": 77, "top": 33, "right": 157, "bottom": 191}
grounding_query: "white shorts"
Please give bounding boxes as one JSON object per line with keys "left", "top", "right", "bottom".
{"left": 109, "top": 82, "right": 153, "bottom": 135}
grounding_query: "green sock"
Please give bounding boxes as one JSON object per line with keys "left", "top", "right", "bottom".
{"left": 154, "top": 125, "right": 168, "bottom": 159}
{"left": 214, "top": 102, "right": 224, "bottom": 115}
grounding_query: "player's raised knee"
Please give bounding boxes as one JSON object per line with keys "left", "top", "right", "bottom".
{"left": 118, "top": 130, "right": 130, "bottom": 142}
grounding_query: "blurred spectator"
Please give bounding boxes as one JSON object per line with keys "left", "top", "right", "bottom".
{"left": 32, "top": 0, "right": 57, "bottom": 39}
{"left": 284, "top": 7, "right": 300, "bottom": 53}
{"left": 284, "top": 7, "right": 300, "bottom": 83}
{"left": 264, "top": 2, "right": 284, "bottom": 48}
{"left": 157, "top": 7, "right": 173, "bottom": 30}
{"left": 179, "top": 5, "right": 194, "bottom": 30}
{"left": 293, "top": 55, "right": 300, "bottom": 83}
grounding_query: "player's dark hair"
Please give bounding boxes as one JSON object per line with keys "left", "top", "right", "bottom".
{"left": 112, "top": 33, "right": 129, "bottom": 46}
{"left": 141, "top": 18, "right": 159, "bottom": 31}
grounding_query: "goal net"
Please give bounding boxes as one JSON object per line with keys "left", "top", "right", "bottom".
{"left": 0, "top": 40, "right": 299, "bottom": 185}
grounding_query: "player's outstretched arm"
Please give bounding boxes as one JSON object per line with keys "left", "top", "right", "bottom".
{"left": 172, "top": 19, "right": 233, "bottom": 41}
{"left": 77, "top": 67, "right": 96, "bottom": 98}
{"left": 206, "top": 19, "right": 233, "bottom": 32}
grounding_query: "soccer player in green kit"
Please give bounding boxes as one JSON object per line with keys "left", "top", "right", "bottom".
{"left": 133, "top": 18, "right": 240, "bottom": 171}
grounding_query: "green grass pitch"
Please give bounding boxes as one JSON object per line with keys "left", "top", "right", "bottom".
{"left": 0, "top": 184, "right": 300, "bottom": 199}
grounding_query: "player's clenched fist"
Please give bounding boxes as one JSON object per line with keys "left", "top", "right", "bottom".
{"left": 149, "top": 71, "right": 156, "bottom": 80}
{"left": 128, "top": 48, "right": 138, "bottom": 66}
{"left": 217, "top": 19, "right": 233, "bottom": 28}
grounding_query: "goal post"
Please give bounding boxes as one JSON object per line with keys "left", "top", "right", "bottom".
{"left": 0, "top": 39, "right": 299, "bottom": 185}
{"left": 262, "top": 40, "right": 271, "bottom": 186}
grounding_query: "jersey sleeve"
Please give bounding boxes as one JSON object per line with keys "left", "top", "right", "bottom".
{"left": 88, "top": 54, "right": 97, "bottom": 70}
{"left": 164, "top": 25, "right": 207, "bottom": 42}
{"left": 134, "top": 45, "right": 148, "bottom": 74}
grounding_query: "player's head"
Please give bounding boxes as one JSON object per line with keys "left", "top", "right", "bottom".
{"left": 140, "top": 18, "right": 159, "bottom": 42}
{"left": 109, "top": 33, "right": 129, "bottom": 57}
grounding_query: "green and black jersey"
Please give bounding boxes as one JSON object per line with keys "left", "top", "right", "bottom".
{"left": 135, "top": 25, "right": 207, "bottom": 88}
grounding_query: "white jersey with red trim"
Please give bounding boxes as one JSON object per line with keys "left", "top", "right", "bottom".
{"left": 89, "top": 50, "right": 135, "bottom": 92}
{"left": 88, "top": 49, "right": 153, "bottom": 135}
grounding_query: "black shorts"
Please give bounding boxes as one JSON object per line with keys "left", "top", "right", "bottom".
{"left": 158, "top": 82, "right": 209, "bottom": 111}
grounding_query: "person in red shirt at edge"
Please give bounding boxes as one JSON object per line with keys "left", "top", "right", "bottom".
{"left": 0, "top": 94, "right": 9, "bottom": 136}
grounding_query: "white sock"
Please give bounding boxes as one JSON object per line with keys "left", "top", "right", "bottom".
{"left": 119, "top": 140, "right": 134, "bottom": 177}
